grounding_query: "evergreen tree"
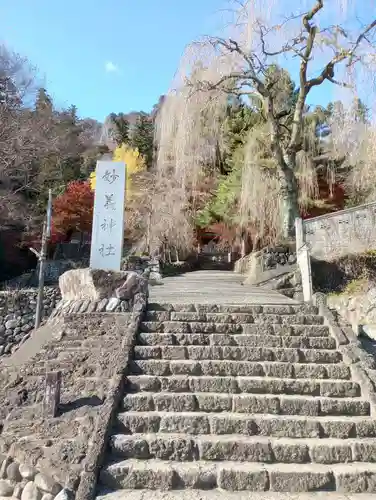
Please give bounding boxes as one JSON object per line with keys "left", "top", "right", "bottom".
{"left": 110, "top": 112, "right": 130, "bottom": 145}
{"left": 131, "top": 112, "right": 154, "bottom": 168}
{"left": 35, "top": 88, "right": 53, "bottom": 114}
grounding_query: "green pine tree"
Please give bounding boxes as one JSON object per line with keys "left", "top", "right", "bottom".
{"left": 131, "top": 112, "right": 154, "bottom": 168}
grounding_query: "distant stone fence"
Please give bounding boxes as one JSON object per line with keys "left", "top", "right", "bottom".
{"left": 295, "top": 200, "right": 376, "bottom": 302}
{"left": 302, "top": 201, "right": 376, "bottom": 260}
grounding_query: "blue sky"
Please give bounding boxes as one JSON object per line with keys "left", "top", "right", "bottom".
{"left": 0, "top": 1, "right": 373, "bottom": 122}
{"left": 0, "top": 0, "right": 228, "bottom": 121}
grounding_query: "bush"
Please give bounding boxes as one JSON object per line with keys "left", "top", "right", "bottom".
{"left": 311, "top": 253, "right": 376, "bottom": 293}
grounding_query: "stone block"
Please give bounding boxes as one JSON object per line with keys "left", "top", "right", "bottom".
{"left": 257, "top": 416, "right": 320, "bottom": 438}
{"left": 148, "top": 436, "right": 196, "bottom": 461}
{"left": 132, "top": 360, "right": 170, "bottom": 376}
{"left": 110, "top": 435, "right": 149, "bottom": 459}
{"left": 233, "top": 395, "right": 280, "bottom": 414}
{"left": 117, "top": 413, "right": 161, "bottom": 434}
{"left": 199, "top": 437, "right": 273, "bottom": 462}
{"left": 137, "top": 333, "right": 174, "bottom": 346}
{"left": 126, "top": 375, "right": 161, "bottom": 392}
{"left": 154, "top": 393, "right": 197, "bottom": 412}
{"left": 59, "top": 268, "right": 147, "bottom": 301}
{"left": 159, "top": 414, "right": 210, "bottom": 435}
{"left": 160, "top": 377, "right": 190, "bottom": 393}
{"left": 320, "top": 381, "right": 360, "bottom": 398}
{"left": 169, "top": 361, "right": 201, "bottom": 376}
{"left": 123, "top": 394, "right": 154, "bottom": 412}
{"left": 210, "top": 415, "right": 258, "bottom": 436}
{"left": 279, "top": 396, "right": 319, "bottom": 416}
{"left": 320, "top": 420, "right": 355, "bottom": 439}
{"left": 189, "top": 376, "right": 238, "bottom": 394}
{"left": 272, "top": 442, "right": 309, "bottom": 463}
{"left": 175, "top": 334, "right": 209, "bottom": 346}
{"left": 320, "top": 398, "right": 370, "bottom": 416}
{"left": 310, "top": 443, "right": 352, "bottom": 464}
{"left": 161, "top": 346, "right": 187, "bottom": 360}
{"left": 187, "top": 346, "right": 222, "bottom": 360}
{"left": 218, "top": 464, "right": 268, "bottom": 490}
{"left": 269, "top": 468, "right": 335, "bottom": 492}
{"left": 133, "top": 346, "right": 161, "bottom": 360}
{"left": 196, "top": 393, "right": 232, "bottom": 412}
{"left": 100, "top": 461, "right": 174, "bottom": 490}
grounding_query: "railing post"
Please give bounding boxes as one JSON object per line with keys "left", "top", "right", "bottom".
{"left": 295, "top": 217, "right": 313, "bottom": 303}
{"left": 43, "top": 371, "right": 61, "bottom": 417}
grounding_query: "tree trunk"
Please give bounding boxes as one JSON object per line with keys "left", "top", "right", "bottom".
{"left": 280, "top": 152, "right": 300, "bottom": 239}
{"left": 240, "top": 237, "right": 246, "bottom": 258}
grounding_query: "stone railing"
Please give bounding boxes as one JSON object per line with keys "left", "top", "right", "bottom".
{"left": 0, "top": 268, "right": 149, "bottom": 500}
{"left": 313, "top": 292, "right": 376, "bottom": 416}
{"left": 303, "top": 201, "right": 376, "bottom": 261}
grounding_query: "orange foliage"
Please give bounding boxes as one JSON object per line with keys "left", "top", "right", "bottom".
{"left": 51, "top": 181, "right": 94, "bottom": 243}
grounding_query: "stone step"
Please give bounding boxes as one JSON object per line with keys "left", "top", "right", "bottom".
{"left": 147, "top": 303, "right": 319, "bottom": 315}
{"left": 145, "top": 311, "right": 324, "bottom": 325}
{"left": 99, "top": 459, "right": 376, "bottom": 492}
{"left": 140, "top": 317, "right": 324, "bottom": 333}
{"left": 134, "top": 346, "right": 342, "bottom": 364}
{"left": 140, "top": 323, "right": 330, "bottom": 337}
{"left": 109, "top": 433, "right": 376, "bottom": 465}
{"left": 96, "top": 489, "right": 376, "bottom": 500}
{"left": 116, "top": 411, "right": 376, "bottom": 439}
{"left": 137, "top": 333, "right": 337, "bottom": 350}
{"left": 122, "top": 392, "right": 369, "bottom": 416}
{"left": 126, "top": 376, "right": 360, "bottom": 398}
{"left": 129, "top": 360, "right": 351, "bottom": 380}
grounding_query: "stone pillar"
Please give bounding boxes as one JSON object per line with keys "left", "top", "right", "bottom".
{"left": 295, "top": 217, "right": 304, "bottom": 252}
{"left": 297, "top": 244, "right": 313, "bottom": 303}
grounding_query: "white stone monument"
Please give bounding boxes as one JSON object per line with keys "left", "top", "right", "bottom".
{"left": 90, "top": 160, "right": 126, "bottom": 271}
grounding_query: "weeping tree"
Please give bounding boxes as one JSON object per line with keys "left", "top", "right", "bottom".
{"left": 152, "top": 0, "right": 376, "bottom": 252}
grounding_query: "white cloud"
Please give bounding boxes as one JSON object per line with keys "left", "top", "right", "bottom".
{"left": 105, "top": 61, "right": 119, "bottom": 73}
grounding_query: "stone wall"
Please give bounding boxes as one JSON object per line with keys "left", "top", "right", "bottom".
{"left": 0, "top": 268, "right": 148, "bottom": 500}
{"left": 0, "top": 288, "right": 61, "bottom": 357}
{"left": 234, "top": 245, "right": 302, "bottom": 300}
{"left": 303, "top": 200, "right": 376, "bottom": 260}
{"left": 121, "top": 255, "right": 162, "bottom": 284}
{"left": 0, "top": 456, "right": 69, "bottom": 500}
{"left": 327, "top": 285, "right": 376, "bottom": 331}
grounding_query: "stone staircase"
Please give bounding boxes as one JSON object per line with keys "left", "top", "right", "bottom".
{"left": 97, "top": 302, "right": 376, "bottom": 497}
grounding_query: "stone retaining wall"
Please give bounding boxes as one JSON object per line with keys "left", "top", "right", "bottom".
{"left": 0, "top": 288, "right": 61, "bottom": 357}
{"left": 0, "top": 455, "right": 69, "bottom": 500}
{"left": 0, "top": 268, "right": 148, "bottom": 500}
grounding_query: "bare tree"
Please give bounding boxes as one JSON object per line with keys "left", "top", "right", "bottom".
{"left": 154, "top": 0, "right": 376, "bottom": 243}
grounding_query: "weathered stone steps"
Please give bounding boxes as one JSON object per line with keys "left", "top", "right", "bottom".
{"left": 145, "top": 312, "right": 325, "bottom": 325}
{"left": 96, "top": 490, "right": 376, "bottom": 500}
{"left": 126, "top": 377, "right": 360, "bottom": 397}
{"left": 123, "top": 392, "right": 370, "bottom": 416}
{"left": 109, "top": 433, "right": 376, "bottom": 464}
{"left": 134, "top": 344, "right": 343, "bottom": 362}
{"left": 134, "top": 345, "right": 342, "bottom": 363}
{"left": 137, "top": 333, "right": 336, "bottom": 349}
{"left": 147, "top": 303, "right": 319, "bottom": 315}
{"left": 99, "top": 459, "right": 376, "bottom": 492}
{"left": 140, "top": 318, "right": 325, "bottom": 333}
{"left": 130, "top": 360, "right": 351, "bottom": 379}
{"left": 116, "top": 411, "right": 376, "bottom": 439}
{"left": 140, "top": 324, "right": 330, "bottom": 336}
